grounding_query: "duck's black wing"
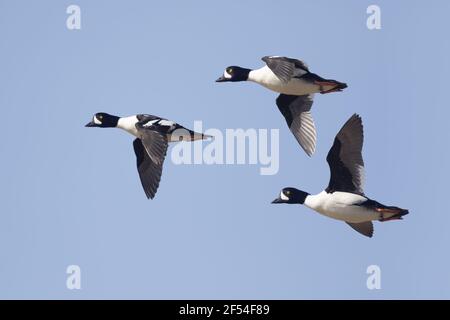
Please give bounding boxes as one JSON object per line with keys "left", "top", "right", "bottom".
{"left": 346, "top": 221, "right": 373, "bottom": 238}
{"left": 133, "top": 126, "right": 168, "bottom": 199}
{"left": 136, "top": 114, "right": 210, "bottom": 142}
{"left": 136, "top": 114, "right": 176, "bottom": 135}
{"left": 262, "top": 56, "right": 309, "bottom": 83}
{"left": 276, "top": 94, "right": 316, "bottom": 156}
{"left": 326, "top": 114, "right": 365, "bottom": 195}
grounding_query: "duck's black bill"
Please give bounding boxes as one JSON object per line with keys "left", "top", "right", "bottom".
{"left": 85, "top": 121, "right": 96, "bottom": 127}
{"left": 215, "top": 76, "right": 227, "bottom": 82}
{"left": 271, "top": 198, "right": 284, "bottom": 204}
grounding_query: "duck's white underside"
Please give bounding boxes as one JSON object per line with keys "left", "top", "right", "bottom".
{"left": 248, "top": 66, "right": 335, "bottom": 95}
{"left": 305, "top": 191, "right": 380, "bottom": 223}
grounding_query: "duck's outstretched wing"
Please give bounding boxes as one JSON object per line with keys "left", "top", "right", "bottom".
{"left": 132, "top": 129, "right": 168, "bottom": 199}
{"left": 276, "top": 94, "right": 316, "bottom": 156}
{"left": 326, "top": 114, "right": 365, "bottom": 195}
{"left": 262, "top": 56, "right": 309, "bottom": 83}
{"left": 346, "top": 221, "right": 373, "bottom": 238}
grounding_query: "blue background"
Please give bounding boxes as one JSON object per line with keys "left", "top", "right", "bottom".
{"left": 0, "top": 0, "right": 449, "bottom": 299}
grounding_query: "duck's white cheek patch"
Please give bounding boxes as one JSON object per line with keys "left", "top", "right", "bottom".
{"left": 223, "top": 70, "right": 232, "bottom": 79}
{"left": 280, "top": 192, "right": 289, "bottom": 201}
{"left": 94, "top": 117, "right": 102, "bottom": 125}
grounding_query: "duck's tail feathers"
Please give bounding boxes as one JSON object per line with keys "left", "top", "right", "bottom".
{"left": 334, "top": 81, "right": 348, "bottom": 91}
{"left": 197, "top": 132, "right": 214, "bottom": 141}
{"left": 170, "top": 128, "right": 213, "bottom": 142}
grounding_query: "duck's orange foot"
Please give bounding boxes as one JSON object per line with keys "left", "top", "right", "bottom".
{"left": 379, "top": 216, "right": 404, "bottom": 222}
{"left": 315, "top": 81, "right": 344, "bottom": 94}
{"left": 377, "top": 208, "right": 405, "bottom": 222}
{"left": 320, "top": 87, "right": 343, "bottom": 94}
{"left": 376, "top": 207, "right": 402, "bottom": 214}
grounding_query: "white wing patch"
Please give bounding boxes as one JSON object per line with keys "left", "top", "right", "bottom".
{"left": 158, "top": 119, "right": 175, "bottom": 127}
{"left": 143, "top": 119, "right": 160, "bottom": 127}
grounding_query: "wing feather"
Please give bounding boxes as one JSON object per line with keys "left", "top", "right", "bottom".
{"left": 326, "top": 114, "right": 365, "bottom": 195}
{"left": 262, "top": 56, "right": 309, "bottom": 82}
{"left": 132, "top": 132, "right": 168, "bottom": 199}
{"left": 346, "top": 221, "right": 373, "bottom": 238}
{"left": 276, "top": 94, "right": 316, "bottom": 156}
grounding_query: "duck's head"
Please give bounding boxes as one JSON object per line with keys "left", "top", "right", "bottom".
{"left": 216, "top": 66, "right": 251, "bottom": 82}
{"left": 85, "top": 112, "right": 119, "bottom": 128}
{"left": 272, "top": 187, "right": 309, "bottom": 205}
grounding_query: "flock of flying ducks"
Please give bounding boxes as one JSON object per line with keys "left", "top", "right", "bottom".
{"left": 86, "top": 56, "right": 408, "bottom": 238}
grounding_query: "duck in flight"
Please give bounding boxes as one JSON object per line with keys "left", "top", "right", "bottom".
{"left": 271, "top": 114, "right": 408, "bottom": 238}
{"left": 216, "top": 56, "right": 347, "bottom": 156}
{"left": 86, "top": 113, "right": 211, "bottom": 199}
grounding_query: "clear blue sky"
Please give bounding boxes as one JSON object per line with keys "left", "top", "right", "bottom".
{"left": 0, "top": 0, "right": 449, "bottom": 299}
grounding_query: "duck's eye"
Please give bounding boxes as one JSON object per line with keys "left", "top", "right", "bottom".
{"left": 97, "top": 114, "right": 103, "bottom": 120}
{"left": 227, "top": 68, "right": 233, "bottom": 74}
{"left": 285, "top": 190, "right": 291, "bottom": 196}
